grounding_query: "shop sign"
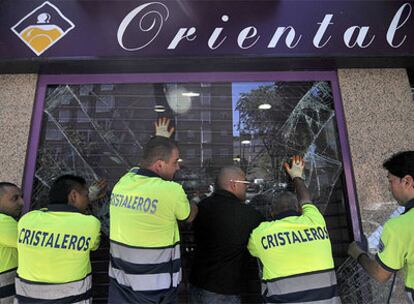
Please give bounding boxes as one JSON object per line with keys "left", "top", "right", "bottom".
{"left": 1, "top": 1, "right": 413, "bottom": 59}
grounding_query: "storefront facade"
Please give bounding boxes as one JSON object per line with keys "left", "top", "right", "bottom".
{"left": 1, "top": 1, "right": 414, "bottom": 302}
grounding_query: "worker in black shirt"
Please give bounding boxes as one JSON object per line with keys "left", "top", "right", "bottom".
{"left": 189, "top": 166, "right": 263, "bottom": 304}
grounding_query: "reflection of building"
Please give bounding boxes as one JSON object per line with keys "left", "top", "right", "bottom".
{"left": 173, "top": 83, "right": 233, "bottom": 187}
{"left": 37, "top": 82, "right": 234, "bottom": 204}
{"left": 234, "top": 133, "right": 269, "bottom": 181}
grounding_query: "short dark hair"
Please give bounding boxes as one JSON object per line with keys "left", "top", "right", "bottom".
{"left": 0, "top": 182, "right": 18, "bottom": 197}
{"left": 49, "top": 175, "right": 86, "bottom": 205}
{"left": 271, "top": 191, "right": 299, "bottom": 215}
{"left": 383, "top": 151, "right": 414, "bottom": 179}
{"left": 140, "top": 137, "right": 179, "bottom": 168}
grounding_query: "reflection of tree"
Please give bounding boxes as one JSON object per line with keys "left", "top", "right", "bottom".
{"left": 236, "top": 82, "right": 343, "bottom": 211}
{"left": 240, "top": 143, "right": 249, "bottom": 174}
{"left": 236, "top": 84, "right": 295, "bottom": 179}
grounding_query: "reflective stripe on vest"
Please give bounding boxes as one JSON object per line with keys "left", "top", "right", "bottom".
{"left": 0, "top": 268, "right": 16, "bottom": 302}
{"left": 263, "top": 269, "right": 340, "bottom": 303}
{"left": 109, "top": 240, "right": 182, "bottom": 292}
{"left": 14, "top": 298, "right": 92, "bottom": 304}
{"left": 15, "top": 275, "right": 92, "bottom": 301}
{"left": 0, "top": 295, "right": 14, "bottom": 304}
{"left": 109, "top": 265, "right": 181, "bottom": 291}
{"left": 0, "top": 269, "right": 16, "bottom": 288}
{"left": 110, "top": 241, "right": 180, "bottom": 264}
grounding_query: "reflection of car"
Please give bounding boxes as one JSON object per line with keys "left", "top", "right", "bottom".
{"left": 246, "top": 183, "right": 260, "bottom": 193}
{"left": 245, "top": 183, "right": 261, "bottom": 203}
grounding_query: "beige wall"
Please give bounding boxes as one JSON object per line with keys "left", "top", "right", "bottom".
{"left": 338, "top": 68, "right": 414, "bottom": 303}
{"left": 338, "top": 69, "right": 414, "bottom": 231}
{"left": 0, "top": 74, "right": 38, "bottom": 186}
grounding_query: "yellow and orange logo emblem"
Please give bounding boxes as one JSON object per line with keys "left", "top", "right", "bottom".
{"left": 11, "top": 2, "right": 75, "bottom": 56}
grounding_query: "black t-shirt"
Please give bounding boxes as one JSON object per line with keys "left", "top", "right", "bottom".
{"left": 189, "top": 189, "right": 264, "bottom": 295}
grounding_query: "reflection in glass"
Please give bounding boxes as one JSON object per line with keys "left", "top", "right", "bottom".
{"left": 33, "top": 81, "right": 346, "bottom": 238}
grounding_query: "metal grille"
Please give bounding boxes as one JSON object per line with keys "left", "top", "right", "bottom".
{"left": 337, "top": 257, "right": 394, "bottom": 304}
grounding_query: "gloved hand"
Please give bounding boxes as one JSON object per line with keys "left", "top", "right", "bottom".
{"left": 347, "top": 241, "right": 366, "bottom": 260}
{"left": 154, "top": 117, "right": 175, "bottom": 138}
{"left": 89, "top": 179, "right": 108, "bottom": 201}
{"left": 283, "top": 155, "right": 305, "bottom": 180}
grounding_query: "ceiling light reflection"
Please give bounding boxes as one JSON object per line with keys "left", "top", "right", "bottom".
{"left": 182, "top": 92, "right": 200, "bottom": 97}
{"left": 258, "top": 103, "right": 272, "bottom": 110}
{"left": 154, "top": 105, "right": 166, "bottom": 112}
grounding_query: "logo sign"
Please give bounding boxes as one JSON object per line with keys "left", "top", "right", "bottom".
{"left": 11, "top": 1, "right": 75, "bottom": 56}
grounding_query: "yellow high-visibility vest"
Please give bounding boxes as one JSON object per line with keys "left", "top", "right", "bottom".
{"left": 0, "top": 213, "right": 18, "bottom": 274}
{"left": 377, "top": 204, "right": 414, "bottom": 291}
{"left": 248, "top": 204, "right": 339, "bottom": 303}
{"left": 108, "top": 168, "right": 190, "bottom": 303}
{"left": 17, "top": 205, "right": 100, "bottom": 283}
{"left": 110, "top": 168, "right": 190, "bottom": 248}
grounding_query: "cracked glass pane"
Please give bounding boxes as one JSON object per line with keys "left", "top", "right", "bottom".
{"left": 235, "top": 81, "right": 343, "bottom": 214}
{"left": 33, "top": 81, "right": 348, "bottom": 243}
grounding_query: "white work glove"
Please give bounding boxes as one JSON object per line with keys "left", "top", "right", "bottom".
{"left": 154, "top": 117, "right": 175, "bottom": 138}
{"left": 347, "top": 241, "right": 366, "bottom": 260}
{"left": 88, "top": 179, "right": 108, "bottom": 201}
{"left": 283, "top": 155, "right": 305, "bottom": 180}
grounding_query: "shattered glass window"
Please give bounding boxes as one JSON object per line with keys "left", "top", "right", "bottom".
{"left": 235, "top": 81, "right": 344, "bottom": 218}
{"left": 32, "top": 81, "right": 350, "bottom": 256}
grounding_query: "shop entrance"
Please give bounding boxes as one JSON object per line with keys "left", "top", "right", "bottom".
{"left": 24, "top": 72, "right": 358, "bottom": 303}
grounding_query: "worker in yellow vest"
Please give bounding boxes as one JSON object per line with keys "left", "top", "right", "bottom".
{"left": 109, "top": 118, "right": 198, "bottom": 303}
{"left": 16, "top": 175, "right": 101, "bottom": 303}
{"left": 348, "top": 151, "right": 414, "bottom": 303}
{"left": 0, "top": 182, "right": 23, "bottom": 303}
{"left": 248, "top": 156, "right": 340, "bottom": 303}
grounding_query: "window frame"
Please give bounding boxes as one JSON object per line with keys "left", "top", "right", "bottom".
{"left": 23, "top": 71, "right": 362, "bottom": 241}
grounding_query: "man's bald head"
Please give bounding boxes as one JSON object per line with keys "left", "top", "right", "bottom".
{"left": 216, "top": 166, "right": 245, "bottom": 189}
{"left": 216, "top": 166, "right": 248, "bottom": 201}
